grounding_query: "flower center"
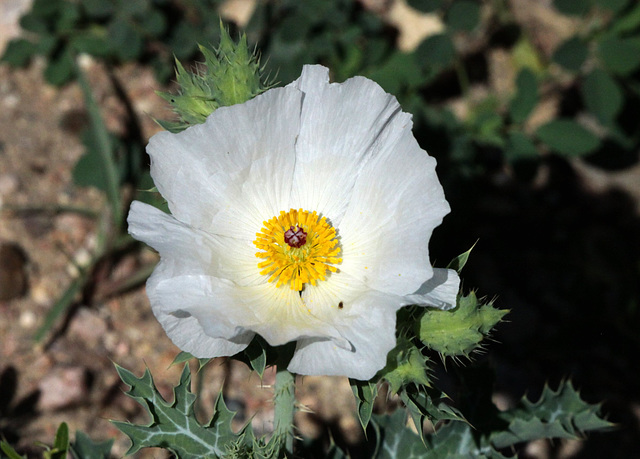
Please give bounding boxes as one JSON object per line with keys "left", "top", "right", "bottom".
{"left": 254, "top": 208, "right": 342, "bottom": 291}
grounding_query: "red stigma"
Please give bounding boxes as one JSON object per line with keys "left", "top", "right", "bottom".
{"left": 284, "top": 226, "right": 307, "bottom": 248}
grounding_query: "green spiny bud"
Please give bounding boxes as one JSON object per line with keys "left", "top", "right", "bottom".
{"left": 419, "top": 291, "right": 508, "bottom": 359}
{"left": 156, "top": 21, "right": 271, "bottom": 133}
{"left": 380, "top": 337, "right": 432, "bottom": 394}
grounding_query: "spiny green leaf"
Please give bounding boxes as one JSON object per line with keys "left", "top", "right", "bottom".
{"left": 400, "top": 387, "right": 466, "bottom": 446}
{"left": 419, "top": 292, "right": 508, "bottom": 358}
{"left": 70, "top": 431, "right": 113, "bottom": 459}
{"left": 424, "top": 420, "right": 509, "bottom": 458}
{"left": 170, "top": 351, "right": 211, "bottom": 371}
{"left": 491, "top": 380, "right": 614, "bottom": 449}
{"left": 373, "top": 410, "right": 426, "bottom": 459}
{"left": 112, "top": 363, "right": 250, "bottom": 458}
{"left": 350, "top": 379, "right": 379, "bottom": 432}
{"left": 380, "top": 337, "right": 433, "bottom": 394}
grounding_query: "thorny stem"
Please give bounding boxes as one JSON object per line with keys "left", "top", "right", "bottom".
{"left": 273, "top": 367, "right": 296, "bottom": 454}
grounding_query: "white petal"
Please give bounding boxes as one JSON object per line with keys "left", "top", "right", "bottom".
{"left": 128, "top": 201, "right": 216, "bottom": 278}
{"left": 158, "top": 313, "right": 253, "bottom": 358}
{"left": 287, "top": 291, "right": 402, "bottom": 380}
{"left": 128, "top": 201, "right": 263, "bottom": 286}
{"left": 148, "top": 86, "right": 303, "bottom": 239}
{"left": 402, "top": 268, "right": 460, "bottom": 310}
{"left": 238, "top": 283, "right": 345, "bottom": 346}
{"left": 337, "top": 109, "right": 450, "bottom": 295}
{"left": 288, "top": 65, "right": 402, "bottom": 222}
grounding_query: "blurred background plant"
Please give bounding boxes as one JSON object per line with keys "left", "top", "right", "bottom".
{"left": 1, "top": 0, "right": 639, "bottom": 457}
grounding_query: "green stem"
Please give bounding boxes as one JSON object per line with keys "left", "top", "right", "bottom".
{"left": 74, "top": 58, "right": 123, "bottom": 227}
{"left": 273, "top": 367, "right": 296, "bottom": 454}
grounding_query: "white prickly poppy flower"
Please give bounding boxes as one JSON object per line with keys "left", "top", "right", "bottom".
{"left": 128, "top": 65, "right": 460, "bottom": 380}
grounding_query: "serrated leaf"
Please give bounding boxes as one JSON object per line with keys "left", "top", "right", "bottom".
{"left": 112, "top": 364, "right": 248, "bottom": 458}
{"left": 536, "top": 119, "right": 601, "bottom": 156}
{"left": 373, "top": 410, "right": 426, "bottom": 459}
{"left": 425, "top": 421, "right": 508, "bottom": 458}
{"left": 70, "top": 431, "right": 113, "bottom": 459}
{"left": 380, "top": 338, "right": 433, "bottom": 394}
{"left": 400, "top": 387, "right": 466, "bottom": 446}
{"left": 491, "top": 381, "right": 613, "bottom": 449}
{"left": 350, "top": 379, "right": 379, "bottom": 432}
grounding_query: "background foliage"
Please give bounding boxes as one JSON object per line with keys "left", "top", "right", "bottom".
{"left": 2, "top": 0, "right": 639, "bottom": 456}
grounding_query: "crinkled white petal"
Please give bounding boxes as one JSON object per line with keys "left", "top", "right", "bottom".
{"left": 238, "top": 283, "right": 346, "bottom": 347}
{"left": 128, "top": 201, "right": 262, "bottom": 286}
{"left": 147, "top": 86, "right": 302, "bottom": 240}
{"left": 337, "top": 110, "right": 450, "bottom": 296}
{"left": 288, "top": 65, "right": 402, "bottom": 223}
{"left": 287, "top": 290, "right": 402, "bottom": 380}
{"left": 403, "top": 268, "right": 460, "bottom": 310}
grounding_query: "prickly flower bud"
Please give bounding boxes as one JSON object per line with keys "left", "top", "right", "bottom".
{"left": 157, "top": 23, "right": 269, "bottom": 133}
{"left": 419, "top": 291, "right": 508, "bottom": 359}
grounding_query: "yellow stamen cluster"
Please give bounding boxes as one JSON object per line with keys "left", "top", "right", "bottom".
{"left": 254, "top": 208, "right": 342, "bottom": 291}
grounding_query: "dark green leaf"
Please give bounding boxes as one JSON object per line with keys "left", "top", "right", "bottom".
{"left": 1, "top": 39, "right": 37, "bottom": 67}
{"left": 350, "top": 379, "right": 378, "bottom": 432}
{"left": 44, "top": 49, "right": 75, "bottom": 86}
{"left": 407, "top": 0, "right": 443, "bottom": 12}
{"left": 446, "top": 1, "right": 481, "bottom": 32}
{"left": 506, "top": 131, "right": 539, "bottom": 160}
{"left": 52, "top": 423, "right": 70, "bottom": 456}
{"left": 368, "top": 51, "right": 422, "bottom": 94}
{"left": 447, "top": 241, "right": 477, "bottom": 272}
{"left": 70, "top": 431, "right": 113, "bottom": 459}
{"left": 73, "top": 130, "right": 113, "bottom": 192}
{"left": 108, "top": 19, "right": 143, "bottom": 61}
{"left": 598, "top": 36, "right": 640, "bottom": 75}
{"left": 582, "top": 68, "right": 623, "bottom": 124}
{"left": 553, "top": 0, "right": 590, "bottom": 16}
{"left": 592, "top": 0, "right": 628, "bottom": 14}
{"left": 509, "top": 68, "right": 538, "bottom": 123}
{"left": 81, "top": 0, "right": 115, "bottom": 18}
{"left": 244, "top": 336, "right": 268, "bottom": 378}
{"left": 609, "top": 2, "right": 640, "bottom": 35}
{"left": 415, "top": 33, "right": 456, "bottom": 68}
{"left": 536, "top": 119, "right": 600, "bottom": 156}
{"left": 552, "top": 36, "right": 588, "bottom": 72}
{"left": 70, "top": 34, "right": 110, "bottom": 57}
